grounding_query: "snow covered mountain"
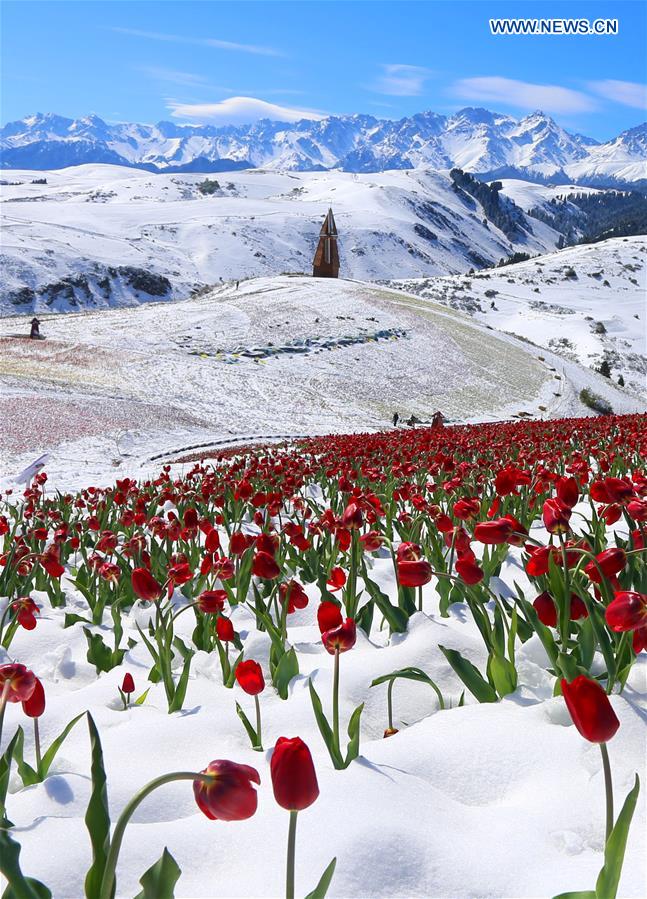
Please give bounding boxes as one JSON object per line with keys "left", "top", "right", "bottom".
{"left": 0, "top": 163, "right": 559, "bottom": 314}
{"left": 2, "top": 108, "right": 645, "bottom": 183}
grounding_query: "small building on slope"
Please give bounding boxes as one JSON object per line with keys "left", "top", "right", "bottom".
{"left": 313, "top": 208, "right": 339, "bottom": 278}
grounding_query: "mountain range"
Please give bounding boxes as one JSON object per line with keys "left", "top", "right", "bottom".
{"left": 2, "top": 108, "right": 645, "bottom": 184}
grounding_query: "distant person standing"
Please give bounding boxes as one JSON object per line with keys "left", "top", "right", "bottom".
{"left": 392, "top": 412, "right": 399, "bottom": 427}
{"left": 30, "top": 317, "right": 41, "bottom": 339}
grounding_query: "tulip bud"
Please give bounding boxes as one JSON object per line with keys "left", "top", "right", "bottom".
{"left": 121, "top": 673, "right": 135, "bottom": 695}
{"left": 270, "top": 736, "right": 319, "bottom": 811}
{"left": 533, "top": 591, "right": 557, "bottom": 627}
{"left": 22, "top": 676, "right": 45, "bottom": 718}
{"left": 0, "top": 663, "right": 37, "bottom": 703}
{"left": 561, "top": 675, "right": 620, "bottom": 743}
{"left": 235, "top": 660, "right": 265, "bottom": 696}
{"left": 317, "top": 601, "right": 343, "bottom": 634}
{"left": 397, "top": 559, "right": 432, "bottom": 587}
{"left": 216, "top": 616, "right": 235, "bottom": 642}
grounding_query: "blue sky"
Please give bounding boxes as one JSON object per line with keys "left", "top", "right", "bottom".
{"left": 2, "top": 0, "right": 646, "bottom": 139}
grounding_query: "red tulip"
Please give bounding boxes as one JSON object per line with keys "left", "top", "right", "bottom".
{"left": 556, "top": 476, "right": 579, "bottom": 508}
{"left": 0, "top": 663, "right": 36, "bottom": 703}
{"left": 561, "top": 675, "right": 620, "bottom": 743}
{"left": 533, "top": 591, "right": 557, "bottom": 627}
{"left": 11, "top": 596, "right": 39, "bottom": 630}
{"left": 270, "top": 737, "right": 319, "bottom": 811}
{"left": 605, "top": 591, "right": 647, "bottom": 632}
{"left": 235, "top": 660, "right": 265, "bottom": 695}
{"left": 396, "top": 542, "right": 422, "bottom": 561}
{"left": 341, "top": 502, "right": 363, "bottom": 530}
{"left": 360, "top": 531, "right": 383, "bottom": 552}
{"left": 584, "top": 548, "right": 626, "bottom": 584}
{"left": 216, "top": 616, "right": 235, "bottom": 642}
{"left": 279, "top": 580, "right": 309, "bottom": 613}
{"left": 455, "top": 556, "right": 483, "bottom": 584}
{"left": 473, "top": 518, "right": 514, "bottom": 545}
{"left": 317, "top": 601, "right": 343, "bottom": 634}
{"left": 197, "top": 590, "right": 227, "bottom": 614}
{"left": 230, "top": 531, "right": 252, "bottom": 555}
{"left": 326, "top": 567, "right": 346, "bottom": 591}
{"left": 168, "top": 562, "right": 193, "bottom": 585}
{"left": 397, "top": 559, "right": 432, "bottom": 587}
{"left": 22, "top": 676, "right": 45, "bottom": 718}
{"left": 525, "top": 545, "right": 552, "bottom": 577}
{"left": 569, "top": 594, "right": 589, "bottom": 621}
{"left": 633, "top": 625, "right": 647, "bottom": 653}
{"left": 40, "top": 545, "right": 64, "bottom": 578}
{"left": 205, "top": 528, "right": 221, "bottom": 553}
{"left": 543, "top": 498, "right": 571, "bottom": 534}
{"left": 131, "top": 567, "right": 163, "bottom": 602}
{"left": 252, "top": 551, "right": 280, "bottom": 580}
{"left": 322, "top": 618, "right": 356, "bottom": 654}
{"left": 121, "top": 673, "right": 135, "bottom": 695}
{"left": 193, "top": 759, "right": 260, "bottom": 821}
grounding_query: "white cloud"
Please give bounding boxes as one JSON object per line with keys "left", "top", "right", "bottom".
{"left": 139, "top": 67, "right": 211, "bottom": 88}
{"left": 453, "top": 76, "right": 596, "bottom": 114}
{"left": 110, "top": 27, "right": 282, "bottom": 57}
{"left": 167, "top": 96, "right": 326, "bottom": 125}
{"left": 373, "top": 64, "right": 432, "bottom": 96}
{"left": 588, "top": 80, "right": 647, "bottom": 109}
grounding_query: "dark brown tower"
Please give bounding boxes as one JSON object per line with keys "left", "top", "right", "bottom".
{"left": 312, "top": 208, "right": 339, "bottom": 278}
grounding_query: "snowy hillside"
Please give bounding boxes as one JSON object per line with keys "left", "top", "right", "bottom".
{"left": 0, "top": 164, "right": 560, "bottom": 313}
{"left": 1, "top": 276, "right": 641, "bottom": 493}
{"left": 386, "top": 237, "right": 646, "bottom": 396}
{"left": 2, "top": 108, "right": 645, "bottom": 183}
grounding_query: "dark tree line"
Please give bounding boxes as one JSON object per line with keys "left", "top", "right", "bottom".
{"left": 450, "top": 169, "right": 530, "bottom": 241}
{"left": 529, "top": 190, "right": 647, "bottom": 245}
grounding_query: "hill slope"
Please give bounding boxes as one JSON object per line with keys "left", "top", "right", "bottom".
{"left": 1, "top": 276, "right": 641, "bottom": 490}
{"left": 0, "top": 164, "right": 559, "bottom": 313}
{"left": 386, "top": 236, "right": 646, "bottom": 395}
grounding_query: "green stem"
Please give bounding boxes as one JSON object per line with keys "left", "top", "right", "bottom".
{"left": 387, "top": 678, "right": 394, "bottom": 730}
{"left": 600, "top": 741, "right": 614, "bottom": 845}
{"left": 332, "top": 648, "right": 340, "bottom": 751}
{"left": 34, "top": 717, "right": 42, "bottom": 771}
{"left": 558, "top": 534, "right": 571, "bottom": 653}
{"left": 254, "top": 693, "right": 263, "bottom": 751}
{"left": 98, "top": 770, "right": 211, "bottom": 899}
{"left": 286, "top": 809, "right": 298, "bottom": 899}
{"left": 417, "top": 585, "right": 422, "bottom": 613}
{"left": 0, "top": 680, "right": 10, "bottom": 749}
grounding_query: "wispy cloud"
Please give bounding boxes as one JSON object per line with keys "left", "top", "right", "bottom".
{"left": 139, "top": 66, "right": 211, "bottom": 88}
{"left": 372, "top": 64, "right": 432, "bottom": 96}
{"left": 452, "top": 76, "right": 596, "bottom": 114}
{"left": 167, "top": 96, "right": 326, "bottom": 125}
{"left": 588, "top": 79, "right": 647, "bottom": 109}
{"left": 109, "top": 27, "right": 283, "bottom": 57}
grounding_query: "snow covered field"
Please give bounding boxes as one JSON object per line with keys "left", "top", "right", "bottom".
{"left": 3, "top": 548, "right": 645, "bottom": 899}
{"left": 387, "top": 236, "right": 647, "bottom": 396}
{"left": 1, "top": 276, "right": 641, "bottom": 494}
{"left": 0, "top": 164, "right": 559, "bottom": 312}
{"left": 1, "top": 418, "right": 645, "bottom": 899}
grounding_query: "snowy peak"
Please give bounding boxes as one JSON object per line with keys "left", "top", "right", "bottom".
{"left": 1, "top": 108, "right": 645, "bottom": 182}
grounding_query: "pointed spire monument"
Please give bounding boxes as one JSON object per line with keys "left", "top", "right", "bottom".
{"left": 312, "top": 208, "right": 339, "bottom": 278}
